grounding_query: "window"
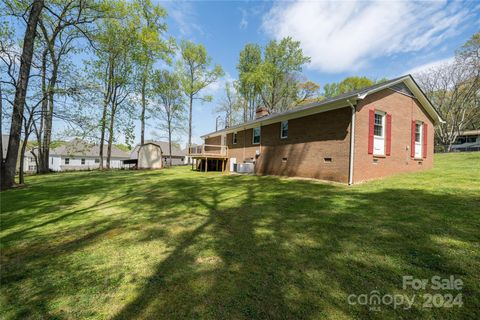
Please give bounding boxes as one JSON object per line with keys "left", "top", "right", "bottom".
{"left": 373, "top": 111, "right": 386, "bottom": 155}
{"left": 414, "top": 121, "right": 423, "bottom": 158}
{"left": 95, "top": 158, "right": 100, "bottom": 163}
{"left": 232, "top": 132, "right": 237, "bottom": 144}
{"left": 374, "top": 113, "right": 384, "bottom": 137}
{"left": 65, "top": 158, "right": 70, "bottom": 165}
{"left": 252, "top": 127, "right": 261, "bottom": 144}
{"left": 415, "top": 123, "right": 422, "bottom": 143}
{"left": 280, "top": 121, "right": 288, "bottom": 139}
{"left": 81, "top": 158, "right": 85, "bottom": 165}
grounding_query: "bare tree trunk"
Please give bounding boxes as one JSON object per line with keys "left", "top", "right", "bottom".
{"left": 99, "top": 59, "right": 114, "bottom": 170}
{"left": 168, "top": 121, "right": 172, "bottom": 167}
{"left": 38, "top": 49, "right": 48, "bottom": 173}
{"left": 31, "top": 149, "right": 39, "bottom": 174}
{"left": 99, "top": 102, "right": 108, "bottom": 170}
{"left": 19, "top": 135, "right": 30, "bottom": 185}
{"left": 2, "top": 0, "right": 44, "bottom": 191}
{"left": 187, "top": 94, "right": 193, "bottom": 164}
{"left": 140, "top": 77, "right": 146, "bottom": 145}
{"left": 40, "top": 65, "right": 58, "bottom": 173}
{"left": 106, "top": 94, "right": 117, "bottom": 169}
{"left": 106, "top": 108, "right": 115, "bottom": 170}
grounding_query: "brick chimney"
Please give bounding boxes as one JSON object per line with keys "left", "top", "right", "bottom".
{"left": 255, "top": 106, "right": 269, "bottom": 119}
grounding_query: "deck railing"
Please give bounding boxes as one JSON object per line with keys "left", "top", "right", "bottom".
{"left": 188, "top": 144, "right": 228, "bottom": 157}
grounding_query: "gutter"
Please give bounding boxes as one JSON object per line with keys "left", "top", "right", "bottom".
{"left": 347, "top": 99, "right": 356, "bottom": 185}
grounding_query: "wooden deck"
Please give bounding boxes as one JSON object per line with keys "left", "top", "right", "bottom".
{"left": 188, "top": 144, "right": 228, "bottom": 172}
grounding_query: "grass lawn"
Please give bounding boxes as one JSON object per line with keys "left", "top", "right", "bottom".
{"left": 1, "top": 153, "right": 479, "bottom": 319}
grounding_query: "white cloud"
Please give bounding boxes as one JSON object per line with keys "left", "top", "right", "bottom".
{"left": 239, "top": 8, "right": 248, "bottom": 29}
{"left": 165, "top": 1, "right": 204, "bottom": 36}
{"left": 405, "top": 56, "right": 454, "bottom": 76}
{"left": 262, "top": 0, "right": 472, "bottom": 73}
{"left": 202, "top": 72, "right": 235, "bottom": 97}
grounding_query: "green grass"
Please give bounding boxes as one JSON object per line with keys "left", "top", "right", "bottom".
{"left": 1, "top": 153, "right": 479, "bottom": 319}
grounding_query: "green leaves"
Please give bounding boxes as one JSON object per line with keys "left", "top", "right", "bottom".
{"left": 236, "top": 37, "right": 311, "bottom": 114}
{"left": 323, "top": 76, "right": 384, "bottom": 98}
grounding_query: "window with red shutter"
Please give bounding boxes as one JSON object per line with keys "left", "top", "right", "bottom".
{"left": 423, "top": 123, "right": 428, "bottom": 158}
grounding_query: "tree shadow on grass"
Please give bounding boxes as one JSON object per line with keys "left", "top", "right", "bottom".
{"left": 112, "top": 175, "right": 479, "bottom": 319}
{"left": 1, "top": 170, "right": 479, "bottom": 319}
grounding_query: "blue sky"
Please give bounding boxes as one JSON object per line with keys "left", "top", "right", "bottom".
{"left": 15, "top": 0, "right": 478, "bottom": 147}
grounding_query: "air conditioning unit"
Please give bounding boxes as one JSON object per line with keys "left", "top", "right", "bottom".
{"left": 237, "top": 162, "right": 254, "bottom": 173}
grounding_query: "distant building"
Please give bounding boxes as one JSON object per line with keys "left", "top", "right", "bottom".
{"left": 130, "top": 140, "right": 186, "bottom": 168}
{"left": 451, "top": 130, "right": 480, "bottom": 152}
{"left": 23, "top": 139, "right": 130, "bottom": 172}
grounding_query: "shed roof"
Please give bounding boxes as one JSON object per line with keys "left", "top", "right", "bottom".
{"left": 130, "top": 140, "right": 186, "bottom": 159}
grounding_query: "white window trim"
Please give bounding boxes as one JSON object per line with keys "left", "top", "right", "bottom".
{"left": 232, "top": 132, "right": 237, "bottom": 144}
{"left": 252, "top": 127, "right": 261, "bottom": 145}
{"left": 373, "top": 111, "right": 386, "bottom": 156}
{"left": 280, "top": 120, "right": 288, "bottom": 139}
{"left": 414, "top": 121, "right": 423, "bottom": 159}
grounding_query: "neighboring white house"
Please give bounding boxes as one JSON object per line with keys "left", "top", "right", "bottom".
{"left": 130, "top": 140, "right": 186, "bottom": 167}
{"left": 23, "top": 139, "right": 130, "bottom": 172}
{"left": 451, "top": 130, "right": 480, "bottom": 152}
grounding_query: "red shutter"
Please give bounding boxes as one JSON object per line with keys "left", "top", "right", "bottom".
{"left": 368, "top": 109, "right": 375, "bottom": 154}
{"left": 386, "top": 113, "right": 392, "bottom": 156}
{"left": 411, "top": 120, "right": 416, "bottom": 158}
{"left": 423, "top": 123, "right": 428, "bottom": 158}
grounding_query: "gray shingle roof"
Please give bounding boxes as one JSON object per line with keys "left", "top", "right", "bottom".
{"left": 130, "top": 140, "right": 186, "bottom": 159}
{"left": 201, "top": 74, "right": 441, "bottom": 138}
{"left": 50, "top": 139, "right": 130, "bottom": 158}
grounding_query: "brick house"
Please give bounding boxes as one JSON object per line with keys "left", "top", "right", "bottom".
{"left": 190, "top": 75, "right": 443, "bottom": 184}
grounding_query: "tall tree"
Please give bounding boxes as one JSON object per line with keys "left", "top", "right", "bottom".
{"left": 1, "top": 0, "right": 44, "bottom": 190}
{"left": 416, "top": 33, "right": 480, "bottom": 151}
{"left": 177, "top": 40, "right": 224, "bottom": 156}
{"left": 132, "top": 0, "right": 173, "bottom": 145}
{"left": 215, "top": 81, "right": 241, "bottom": 128}
{"left": 255, "top": 37, "right": 310, "bottom": 113}
{"left": 92, "top": 1, "right": 137, "bottom": 169}
{"left": 237, "top": 43, "right": 262, "bottom": 122}
{"left": 151, "top": 69, "right": 185, "bottom": 166}
{"left": 35, "top": 0, "right": 101, "bottom": 174}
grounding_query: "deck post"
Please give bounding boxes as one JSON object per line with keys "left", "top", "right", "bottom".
{"left": 205, "top": 157, "right": 207, "bottom": 172}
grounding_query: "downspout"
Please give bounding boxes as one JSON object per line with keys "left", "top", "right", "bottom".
{"left": 347, "top": 99, "right": 356, "bottom": 185}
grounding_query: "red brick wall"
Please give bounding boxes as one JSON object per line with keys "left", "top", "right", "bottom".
{"left": 224, "top": 107, "right": 352, "bottom": 183}
{"left": 353, "top": 89, "right": 435, "bottom": 183}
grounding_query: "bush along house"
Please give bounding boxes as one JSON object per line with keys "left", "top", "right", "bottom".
{"left": 189, "top": 75, "right": 444, "bottom": 184}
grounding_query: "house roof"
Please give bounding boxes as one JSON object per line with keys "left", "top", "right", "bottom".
{"left": 130, "top": 140, "right": 186, "bottom": 159}
{"left": 50, "top": 139, "right": 130, "bottom": 158}
{"left": 201, "top": 74, "right": 443, "bottom": 139}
